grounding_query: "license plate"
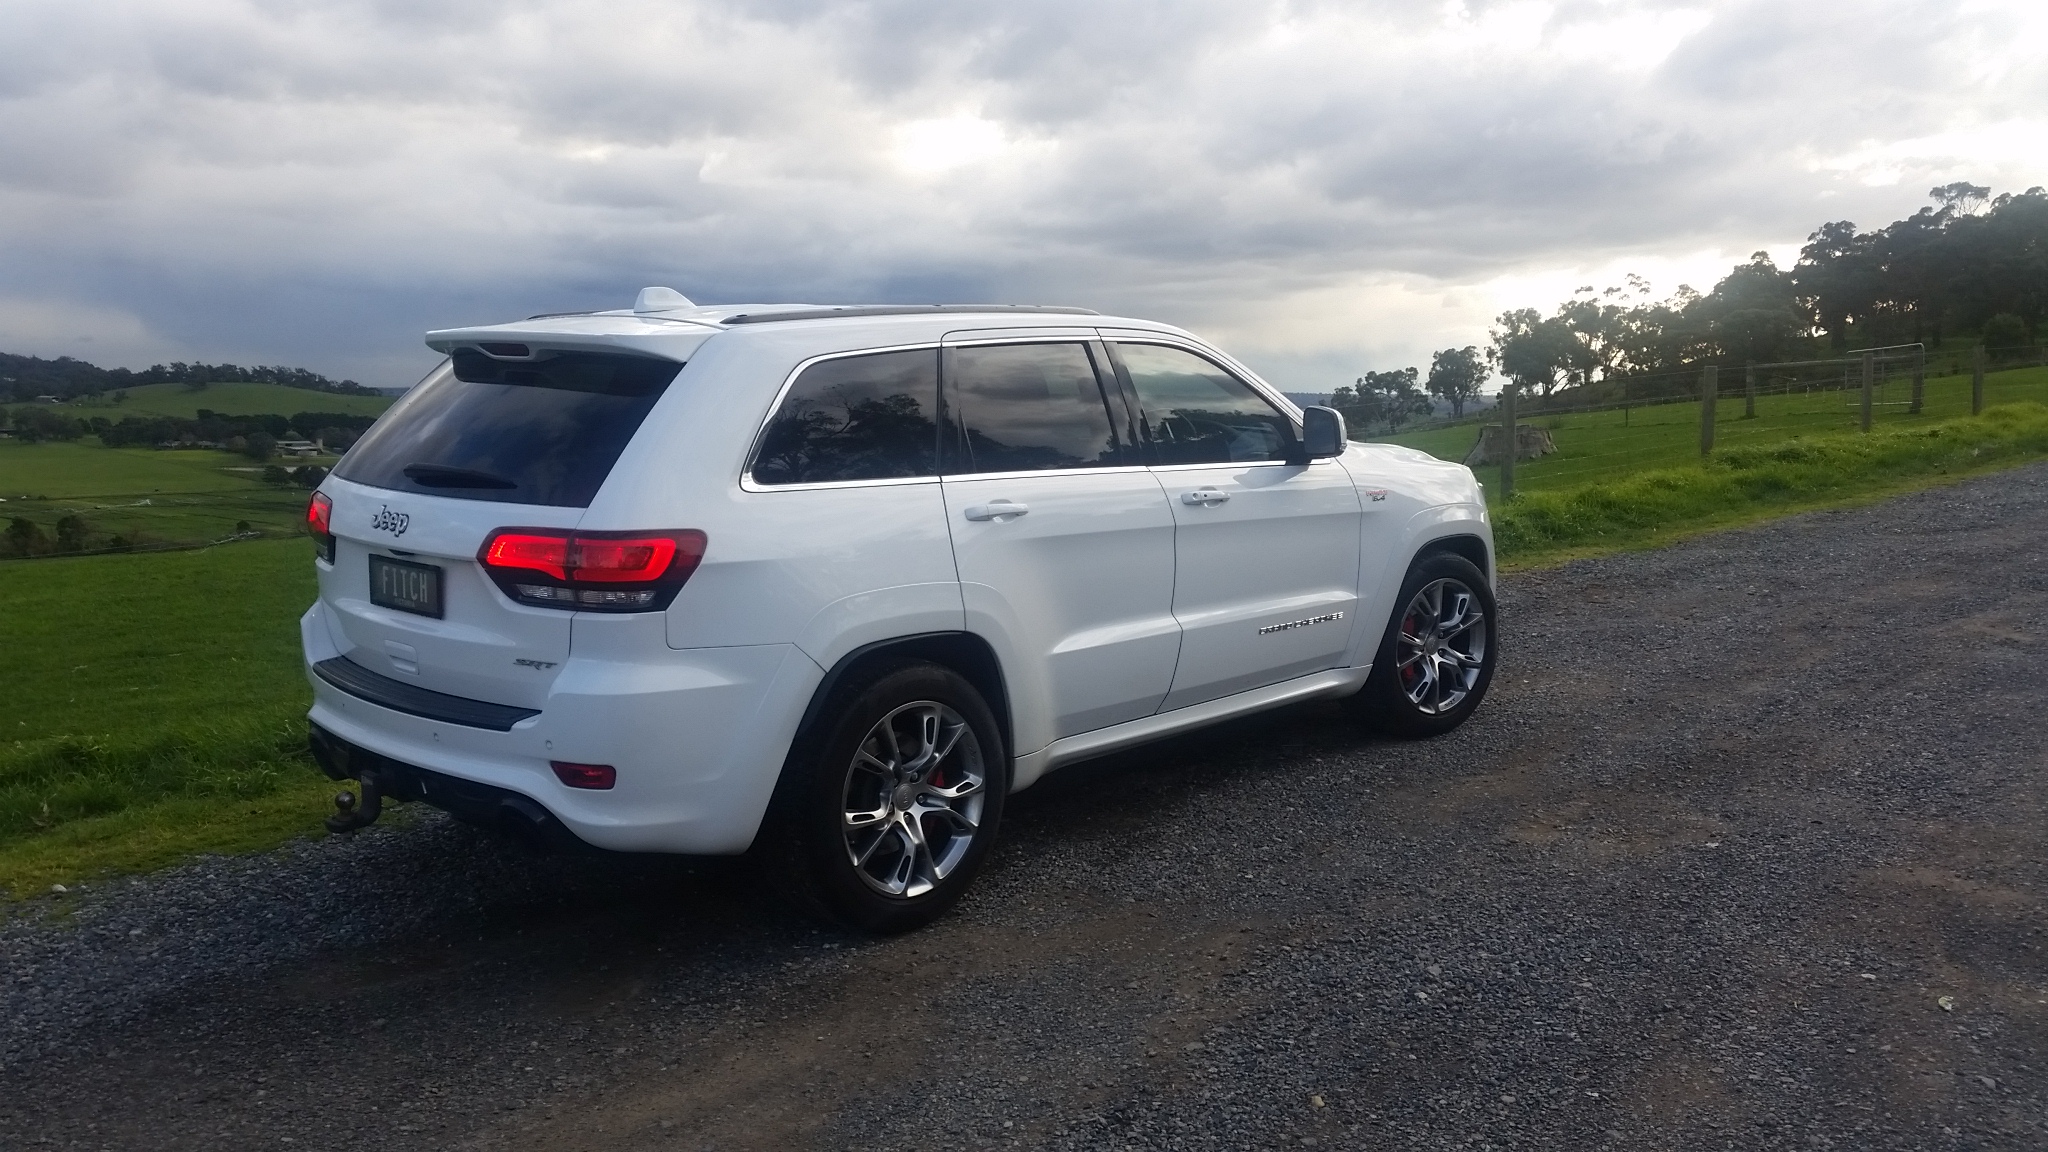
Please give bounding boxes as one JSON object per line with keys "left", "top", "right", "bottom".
{"left": 369, "top": 555, "right": 443, "bottom": 618}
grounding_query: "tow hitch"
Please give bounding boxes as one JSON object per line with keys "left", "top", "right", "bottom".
{"left": 309, "top": 723, "right": 386, "bottom": 834}
{"left": 325, "top": 775, "right": 384, "bottom": 833}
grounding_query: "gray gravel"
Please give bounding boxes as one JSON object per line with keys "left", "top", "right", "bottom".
{"left": 4, "top": 463, "right": 2045, "bottom": 1150}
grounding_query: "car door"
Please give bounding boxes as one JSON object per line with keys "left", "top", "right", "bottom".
{"left": 1108, "top": 339, "right": 1363, "bottom": 711}
{"left": 940, "top": 339, "right": 1181, "bottom": 752}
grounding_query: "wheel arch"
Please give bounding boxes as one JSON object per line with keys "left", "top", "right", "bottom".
{"left": 792, "top": 631, "right": 1014, "bottom": 764}
{"left": 1413, "top": 531, "right": 1493, "bottom": 586}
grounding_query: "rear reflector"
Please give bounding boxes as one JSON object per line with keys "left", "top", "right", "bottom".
{"left": 550, "top": 761, "right": 617, "bottom": 790}
{"left": 479, "top": 529, "right": 706, "bottom": 612}
{"left": 306, "top": 491, "right": 335, "bottom": 563}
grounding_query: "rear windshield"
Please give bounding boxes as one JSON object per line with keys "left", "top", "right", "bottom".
{"left": 335, "top": 350, "right": 683, "bottom": 507}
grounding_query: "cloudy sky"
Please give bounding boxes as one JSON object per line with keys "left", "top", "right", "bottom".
{"left": 2, "top": 0, "right": 2045, "bottom": 392}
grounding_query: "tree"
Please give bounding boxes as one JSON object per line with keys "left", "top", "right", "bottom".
{"left": 5, "top": 517, "right": 45, "bottom": 557}
{"left": 54, "top": 515, "right": 88, "bottom": 553}
{"left": 1424, "top": 347, "right": 1487, "bottom": 418}
{"left": 242, "top": 431, "right": 276, "bottom": 461}
{"left": 7, "top": 406, "right": 85, "bottom": 443}
{"left": 1982, "top": 313, "right": 2027, "bottom": 348}
{"left": 1693, "top": 252, "right": 1807, "bottom": 364}
{"left": 1487, "top": 309, "right": 1573, "bottom": 397}
{"left": 1329, "top": 368, "right": 1432, "bottom": 434}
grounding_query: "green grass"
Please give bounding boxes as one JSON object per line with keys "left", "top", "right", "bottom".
{"left": 65, "top": 381, "right": 391, "bottom": 419}
{"left": 0, "top": 439, "right": 272, "bottom": 498}
{"left": 1491, "top": 402, "right": 2048, "bottom": 566}
{"left": 1379, "top": 363, "right": 2048, "bottom": 498}
{"left": 0, "top": 441, "right": 315, "bottom": 551}
{"left": 0, "top": 539, "right": 332, "bottom": 895}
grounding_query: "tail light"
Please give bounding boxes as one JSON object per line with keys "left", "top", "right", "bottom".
{"left": 306, "top": 491, "right": 335, "bottom": 563}
{"left": 478, "top": 528, "right": 706, "bottom": 612}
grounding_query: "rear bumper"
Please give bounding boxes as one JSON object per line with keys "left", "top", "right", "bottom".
{"left": 300, "top": 601, "right": 824, "bottom": 855}
{"left": 309, "top": 723, "right": 589, "bottom": 852}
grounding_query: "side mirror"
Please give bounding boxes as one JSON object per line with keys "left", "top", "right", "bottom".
{"left": 1301, "top": 406, "right": 1347, "bottom": 459}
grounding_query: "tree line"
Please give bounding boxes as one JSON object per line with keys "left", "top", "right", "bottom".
{"left": 4, "top": 406, "right": 377, "bottom": 457}
{"left": 1330, "top": 183, "right": 2048, "bottom": 430}
{"left": 0, "top": 350, "right": 380, "bottom": 404}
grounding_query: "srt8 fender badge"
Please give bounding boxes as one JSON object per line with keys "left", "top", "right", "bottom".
{"left": 370, "top": 505, "right": 411, "bottom": 537}
{"left": 514, "top": 658, "right": 558, "bottom": 671}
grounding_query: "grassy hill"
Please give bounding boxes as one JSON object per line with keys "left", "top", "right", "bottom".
{"left": 65, "top": 381, "right": 391, "bottom": 419}
{"left": 0, "top": 441, "right": 315, "bottom": 550}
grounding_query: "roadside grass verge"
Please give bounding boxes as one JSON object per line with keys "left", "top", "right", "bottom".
{"left": 1380, "top": 363, "right": 2048, "bottom": 494}
{"left": 1494, "top": 402, "right": 2048, "bottom": 567}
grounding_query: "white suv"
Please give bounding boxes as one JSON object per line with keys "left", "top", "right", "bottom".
{"left": 301, "top": 290, "right": 1496, "bottom": 930}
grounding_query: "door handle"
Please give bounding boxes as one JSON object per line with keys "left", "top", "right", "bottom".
{"left": 1180, "top": 487, "right": 1230, "bottom": 506}
{"left": 963, "top": 500, "right": 1030, "bottom": 521}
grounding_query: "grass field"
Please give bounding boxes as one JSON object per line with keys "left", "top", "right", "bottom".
{"left": 0, "top": 441, "right": 315, "bottom": 551}
{"left": 1379, "top": 364, "right": 2048, "bottom": 498}
{"left": 64, "top": 381, "right": 392, "bottom": 419}
{"left": 0, "top": 539, "right": 335, "bottom": 895}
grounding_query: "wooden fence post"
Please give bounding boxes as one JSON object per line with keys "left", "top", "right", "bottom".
{"left": 1499, "top": 387, "right": 1517, "bottom": 500}
{"left": 1699, "top": 365, "right": 1718, "bottom": 456}
{"left": 1744, "top": 364, "right": 1756, "bottom": 419}
{"left": 1860, "top": 353, "right": 1874, "bottom": 432}
{"left": 1972, "top": 345, "right": 1985, "bottom": 415}
{"left": 1910, "top": 347, "right": 1924, "bottom": 414}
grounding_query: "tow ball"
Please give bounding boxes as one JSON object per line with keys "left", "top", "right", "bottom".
{"left": 325, "top": 772, "right": 386, "bottom": 834}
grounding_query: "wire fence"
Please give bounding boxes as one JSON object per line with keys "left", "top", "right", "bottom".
{"left": 1369, "top": 345, "right": 2048, "bottom": 499}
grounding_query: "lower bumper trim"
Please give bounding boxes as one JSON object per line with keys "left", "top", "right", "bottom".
{"left": 308, "top": 723, "right": 591, "bottom": 853}
{"left": 312, "top": 656, "right": 540, "bottom": 732}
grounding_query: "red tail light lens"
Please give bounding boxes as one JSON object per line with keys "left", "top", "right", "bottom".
{"left": 306, "top": 491, "right": 335, "bottom": 563}
{"left": 478, "top": 529, "right": 706, "bottom": 612}
{"left": 550, "top": 761, "right": 617, "bottom": 789}
{"left": 483, "top": 532, "right": 572, "bottom": 581}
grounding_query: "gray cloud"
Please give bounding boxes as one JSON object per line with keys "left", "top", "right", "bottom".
{"left": 0, "top": 0, "right": 2042, "bottom": 389}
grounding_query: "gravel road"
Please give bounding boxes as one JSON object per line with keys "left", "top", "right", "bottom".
{"left": 4, "top": 465, "right": 2045, "bottom": 1151}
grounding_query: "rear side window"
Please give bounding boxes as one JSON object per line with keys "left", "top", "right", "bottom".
{"left": 1113, "top": 342, "right": 1295, "bottom": 465}
{"left": 751, "top": 349, "right": 940, "bottom": 485}
{"left": 944, "top": 343, "right": 1121, "bottom": 474}
{"left": 335, "top": 351, "right": 682, "bottom": 507}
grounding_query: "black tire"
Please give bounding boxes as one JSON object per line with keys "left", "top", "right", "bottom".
{"left": 767, "top": 661, "right": 1008, "bottom": 933}
{"left": 1358, "top": 552, "right": 1498, "bottom": 737}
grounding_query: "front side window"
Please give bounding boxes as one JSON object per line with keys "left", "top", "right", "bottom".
{"left": 944, "top": 343, "right": 1122, "bottom": 474}
{"left": 1114, "top": 342, "right": 1295, "bottom": 465}
{"left": 335, "top": 350, "right": 682, "bottom": 507}
{"left": 751, "top": 349, "right": 940, "bottom": 485}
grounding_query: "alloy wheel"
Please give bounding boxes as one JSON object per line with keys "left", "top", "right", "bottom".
{"left": 840, "top": 701, "right": 987, "bottom": 898}
{"left": 1395, "top": 577, "right": 1488, "bottom": 715}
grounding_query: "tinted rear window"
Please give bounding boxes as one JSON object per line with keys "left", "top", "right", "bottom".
{"left": 750, "top": 349, "right": 939, "bottom": 485}
{"left": 334, "top": 351, "right": 682, "bottom": 507}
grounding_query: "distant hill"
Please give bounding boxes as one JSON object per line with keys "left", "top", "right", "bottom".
{"left": 0, "top": 351, "right": 381, "bottom": 404}
{"left": 63, "top": 381, "right": 391, "bottom": 419}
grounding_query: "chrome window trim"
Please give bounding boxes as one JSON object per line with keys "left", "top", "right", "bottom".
{"left": 739, "top": 340, "right": 945, "bottom": 493}
{"left": 1095, "top": 334, "right": 1305, "bottom": 421}
{"left": 1147, "top": 459, "right": 1312, "bottom": 474}
{"left": 939, "top": 463, "right": 1152, "bottom": 483}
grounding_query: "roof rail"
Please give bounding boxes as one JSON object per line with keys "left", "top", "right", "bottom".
{"left": 722, "top": 304, "right": 1098, "bottom": 325}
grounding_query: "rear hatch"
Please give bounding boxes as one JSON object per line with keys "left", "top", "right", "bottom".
{"left": 313, "top": 345, "right": 688, "bottom": 712}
